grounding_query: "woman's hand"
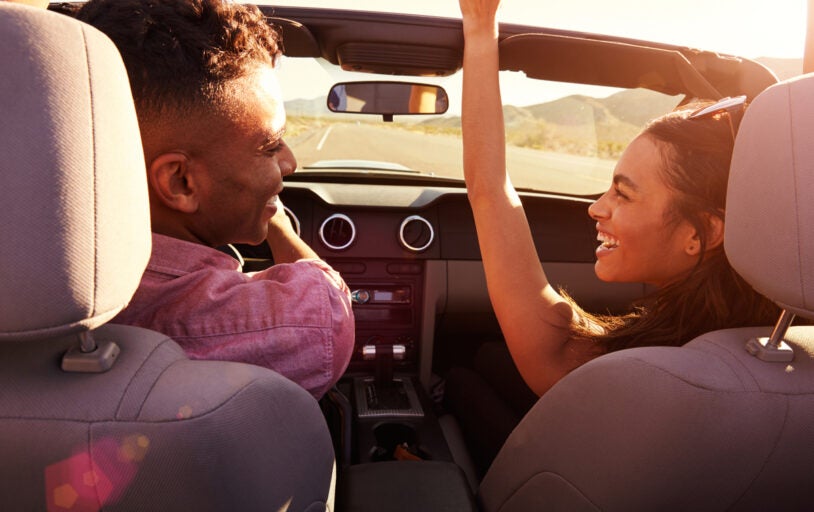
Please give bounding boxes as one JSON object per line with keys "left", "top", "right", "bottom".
{"left": 458, "top": 0, "right": 501, "bottom": 37}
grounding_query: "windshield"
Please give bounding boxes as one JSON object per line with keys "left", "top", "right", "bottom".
{"left": 279, "top": 55, "right": 682, "bottom": 196}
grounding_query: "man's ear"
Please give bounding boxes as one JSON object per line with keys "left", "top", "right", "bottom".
{"left": 147, "top": 152, "right": 200, "bottom": 213}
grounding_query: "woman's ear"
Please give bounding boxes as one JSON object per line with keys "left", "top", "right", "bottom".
{"left": 147, "top": 152, "right": 200, "bottom": 213}
{"left": 685, "top": 232, "right": 703, "bottom": 256}
{"left": 684, "top": 214, "right": 724, "bottom": 256}
{"left": 705, "top": 213, "right": 725, "bottom": 251}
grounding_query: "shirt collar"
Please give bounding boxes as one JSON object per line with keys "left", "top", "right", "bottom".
{"left": 147, "top": 233, "right": 242, "bottom": 277}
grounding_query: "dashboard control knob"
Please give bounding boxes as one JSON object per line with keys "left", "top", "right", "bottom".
{"left": 351, "top": 289, "right": 371, "bottom": 304}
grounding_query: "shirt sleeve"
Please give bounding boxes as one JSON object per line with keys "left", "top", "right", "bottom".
{"left": 124, "top": 258, "right": 355, "bottom": 399}
{"left": 249, "top": 259, "right": 356, "bottom": 397}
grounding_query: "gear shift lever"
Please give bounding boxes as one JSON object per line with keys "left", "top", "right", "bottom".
{"left": 357, "top": 344, "right": 424, "bottom": 416}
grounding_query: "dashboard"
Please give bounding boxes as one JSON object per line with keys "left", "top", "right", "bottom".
{"left": 237, "top": 177, "right": 649, "bottom": 386}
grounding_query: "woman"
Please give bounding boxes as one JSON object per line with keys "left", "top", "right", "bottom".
{"left": 450, "top": 0, "right": 779, "bottom": 473}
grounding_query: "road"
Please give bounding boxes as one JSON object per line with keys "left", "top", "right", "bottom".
{"left": 288, "top": 122, "right": 613, "bottom": 195}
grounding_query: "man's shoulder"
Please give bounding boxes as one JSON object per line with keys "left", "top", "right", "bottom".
{"left": 147, "top": 233, "right": 241, "bottom": 277}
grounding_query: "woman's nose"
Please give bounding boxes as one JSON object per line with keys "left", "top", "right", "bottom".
{"left": 588, "top": 192, "right": 609, "bottom": 220}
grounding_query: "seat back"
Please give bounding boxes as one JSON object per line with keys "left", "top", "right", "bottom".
{"left": 480, "top": 74, "right": 814, "bottom": 511}
{"left": 0, "top": 5, "right": 335, "bottom": 510}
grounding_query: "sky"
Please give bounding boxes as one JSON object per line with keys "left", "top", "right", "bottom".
{"left": 263, "top": 0, "right": 808, "bottom": 59}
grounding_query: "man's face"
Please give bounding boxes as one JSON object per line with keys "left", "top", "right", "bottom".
{"left": 192, "top": 67, "right": 297, "bottom": 247}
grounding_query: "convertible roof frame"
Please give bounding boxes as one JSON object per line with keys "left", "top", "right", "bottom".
{"left": 265, "top": 6, "right": 779, "bottom": 101}
{"left": 499, "top": 34, "right": 722, "bottom": 100}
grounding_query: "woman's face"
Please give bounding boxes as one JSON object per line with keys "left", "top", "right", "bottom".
{"left": 587, "top": 134, "right": 700, "bottom": 287}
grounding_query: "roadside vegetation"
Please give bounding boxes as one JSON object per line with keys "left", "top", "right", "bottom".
{"left": 287, "top": 87, "right": 681, "bottom": 160}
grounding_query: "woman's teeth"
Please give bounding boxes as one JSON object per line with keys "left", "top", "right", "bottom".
{"left": 597, "top": 232, "right": 619, "bottom": 249}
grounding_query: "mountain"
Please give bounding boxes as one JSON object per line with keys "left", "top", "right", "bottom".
{"left": 285, "top": 97, "right": 328, "bottom": 117}
{"left": 599, "top": 88, "right": 683, "bottom": 126}
{"left": 416, "top": 88, "right": 675, "bottom": 157}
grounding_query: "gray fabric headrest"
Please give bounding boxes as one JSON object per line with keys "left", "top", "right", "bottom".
{"left": 725, "top": 73, "right": 814, "bottom": 320}
{"left": 0, "top": 5, "right": 150, "bottom": 341}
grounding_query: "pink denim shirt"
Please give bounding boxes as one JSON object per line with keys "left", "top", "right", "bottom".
{"left": 114, "top": 233, "right": 355, "bottom": 398}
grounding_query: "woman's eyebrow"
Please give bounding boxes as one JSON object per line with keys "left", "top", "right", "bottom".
{"left": 613, "top": 174, "right": 638, "bottom": 191}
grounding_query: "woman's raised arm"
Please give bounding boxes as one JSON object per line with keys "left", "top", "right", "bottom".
{"left": 459, "top": 0, "right": 598, "bottom": 395}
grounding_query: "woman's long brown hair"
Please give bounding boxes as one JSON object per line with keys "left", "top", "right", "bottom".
{"left": 569, "top": 102, "right": 780, "bottom": 352}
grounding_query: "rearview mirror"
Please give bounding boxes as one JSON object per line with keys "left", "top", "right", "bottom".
{"left": 327, "top": 81, "right": 449, "bottom": 120}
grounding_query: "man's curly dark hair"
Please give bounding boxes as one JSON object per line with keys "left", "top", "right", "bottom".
{"left": 77, "top": 0, "right": 282, "bottom": 120}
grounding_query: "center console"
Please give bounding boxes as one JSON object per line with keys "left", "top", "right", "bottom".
{"left": 237, "top": 237, "right": 475, "bottom": 508}
{"left": 329, "top": 258, "right": 445, "bottom": 460}
{"left": 325, "top": 258, "right": 475, "bottom": 511}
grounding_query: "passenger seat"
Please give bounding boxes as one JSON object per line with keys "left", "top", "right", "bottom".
{"left": 480, "top": 73, "right": 814, "bottom": 511}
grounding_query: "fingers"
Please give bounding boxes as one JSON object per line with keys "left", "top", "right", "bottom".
{"left": 268, "top": 197, "right": 293, "bottom": 230}
{"left": 459, "top": 0, "right": 501, "bottom": 36}
{"left": 458, "top": 0, "right": 501, "bottom": 19}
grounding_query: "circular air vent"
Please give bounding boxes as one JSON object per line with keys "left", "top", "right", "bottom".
{"left": 319, "top": 213, "right": 356, "bottom": 251}
{"left": 283, "top": 205, "right": 301, "bottom": 237}
{"left": 398, "top": 215, "right": 434, "bottom": 252}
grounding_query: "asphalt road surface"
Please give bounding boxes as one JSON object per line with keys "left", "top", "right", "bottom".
{"left": 289, "top": 122, "right": 614, "bottom": 196}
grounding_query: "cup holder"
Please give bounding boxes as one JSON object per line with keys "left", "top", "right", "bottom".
{"left": 370, "top": 422, "right": 429, "bottom": 461}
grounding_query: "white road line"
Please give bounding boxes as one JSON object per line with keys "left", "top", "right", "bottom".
{"left": 316, "top": 125, "right": 334, "bottom": 151}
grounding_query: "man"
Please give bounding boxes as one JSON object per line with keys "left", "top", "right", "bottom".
{"left": 76, "top": 0, "right": 354, "bottom": 399}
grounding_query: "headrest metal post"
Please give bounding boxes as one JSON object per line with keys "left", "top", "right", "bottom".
{"left": 745, "top": 310, "right": 795, "bottom": 363}
{"left": 78, "top": 331, "right": 98, "bottom": 353}
{"left": 61, "top": 331, "right": 121, "bottom": 373}
{"left": 767, "top": 310, "right": 796, "bottom": 350}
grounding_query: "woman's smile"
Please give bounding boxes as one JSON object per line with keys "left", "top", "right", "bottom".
{"left": 595, "top": 229, "right": 620, "bottom": 257}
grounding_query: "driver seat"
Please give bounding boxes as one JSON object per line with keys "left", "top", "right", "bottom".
{"left": 0, "top": 5, "right": 335, "bottom": 510}
{"left": 480, "top": 74, "right": 814, "bottom": 510}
